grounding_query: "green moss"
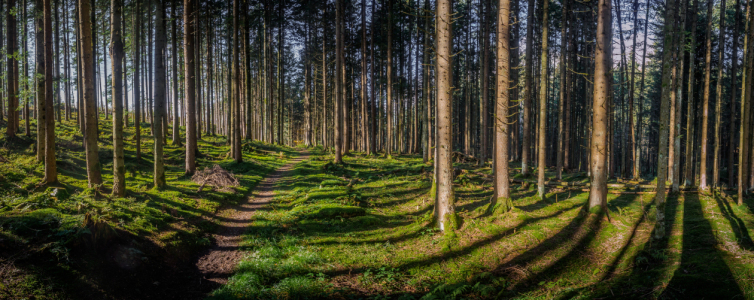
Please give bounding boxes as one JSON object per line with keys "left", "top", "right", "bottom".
{"left": 494, "top": 197, "right": 513, "bottom": 214}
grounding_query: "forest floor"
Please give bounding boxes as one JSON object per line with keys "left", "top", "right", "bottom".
{"left": 3, "top": 119, "right": 754, "bottom": 299}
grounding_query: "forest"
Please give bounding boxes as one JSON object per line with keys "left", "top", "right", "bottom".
{"left": 1, "top": 0, "right": 753, "bottom": 298}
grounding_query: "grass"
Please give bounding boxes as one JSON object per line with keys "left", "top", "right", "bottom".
{"left": 0, "top": 116, "right": 294, "bottom": 299}
{"left": 5, "top": 118, "right": 754, "bottom": 299}
{"left": 211, "top": 149, "right": 754, "bottom": 300}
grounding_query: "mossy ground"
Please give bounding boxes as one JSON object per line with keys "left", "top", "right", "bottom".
{"left": 212, "top": 149, "right": 754, "bottom": 300}
{"left": 4, "top": 118, "right": 754, "bottom": 299}
{"left": 0, "top": 117, "right": 294, "bottom": 299}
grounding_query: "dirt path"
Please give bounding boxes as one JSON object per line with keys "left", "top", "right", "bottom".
{"left": 196, "top": 151, "right": 309, "bottom": 284}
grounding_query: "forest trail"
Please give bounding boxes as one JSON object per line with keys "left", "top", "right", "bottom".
{"left": 195, "top": 150, "right": 309, "bottom": 285}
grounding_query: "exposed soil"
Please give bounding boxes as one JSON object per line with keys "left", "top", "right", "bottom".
{"left": 195, "top": 151, "right": 309, "bottom": 285}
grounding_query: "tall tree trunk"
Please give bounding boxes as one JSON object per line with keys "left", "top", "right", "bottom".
{"left": 712, "top": 0, "right": 725, "bottom": 187}
{"left": 78, "top": 0, "right": 101, "bottom": 187}
{"left": 435, "top": 0, "right": 455, "bottom": 232}
{"left": 684, "top": 0, "right": 698, "bottom": 186}
{"left": 655, "top": 0, "right": 678, "bottom": 239}
{"left": 590, "top": 0, "right": 612, "bottom": 211}
{"left": 134, "top": 0, "right": 141, "bottom": 160}
{"left": 636, "top": 0, "right": 652, "bottom": 180}
{"left": 671, "top": 0, "right": 688, "bottom": 192}
{"left": 171, "top": 0, "right": 181, "bottom": 146}
{"left": 729, "top": 0, "right": 740, "bottom": 187}
{"left": 232, "top": 0, "right": 242, "bottom": 162}
{"left": 480, "top": 0, "right": 490, "bottom": 166}
{"left": 153, "top": 0, "right": 167, "bottom": 188}
{"left": 334, "top": 0, "right": 344, "bottom": 163}
{"left": 739, "top": 0, "right": 754, "bottom": 202}
{"left": 111, "top": 0, "right": 125, "bottom": 196}
{"left": 6, "top": 0, "right": 17, "bottom": 138}
{"left": 386, "top": 0, "right": 393, "bottom": 158}
{"left": 184, "top": 0, "right": 197, "bottom": 175}
{"left": 699, "top": 0, "right": 713, "bottom": 190}
{"left": 537, "top": 0, "right": 550, "bottom": 199}
{"left": 35, "top": 0, "right": 46, "bottom": 163}
{"left": 557, "top": 0, "right": 569, "bottom": 180}
{"left": 494, "top": 0, "right": 513, "bottom": 211}
{"left": 522, "top": 0, "right": 534, "bottom": 175}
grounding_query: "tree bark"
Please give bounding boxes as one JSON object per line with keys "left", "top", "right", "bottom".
{"left": 589, "top": 0, "right": 612, "bottom": 211}
{"left": 184, "top": 0, "right": 197, "bottom": 175}
{"left": 712, "top": 0, "right": 725, "bottom": 187}
{"left": 78, "top": 0, "right": 101, "bottom": 187}
{"left": 435, "top": 0, "right": 456, "bottom": 232}
{"left": 522, "top": 0, "right": 534, "bottom": 175}
{"left": 537, "top": 0, "right": 550, "bottom": 199}
{"left": 494, "top": 0, "right": 512, "bottom": 210}
{"left": 111, "top": 0, "right": 126, "bottom": 196}
{"left": 699, "top": 0, "right": 713, "bottom": 190}
{"left": 334, "top": 0, "right": 344, "bottom": 163}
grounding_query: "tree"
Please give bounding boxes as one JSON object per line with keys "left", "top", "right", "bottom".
{"left": 740, "top": 0, "right": 754, "bottom": 202}
{"left": 334, "top": 0, "right": 344, "bottom": 164}
{"left": 386, "top": 0, "right": 393, "bottom": 159}
{"left": 78, "top": 0, "right": 101, "bottom": 188}
{"left": 232, "top": 0, "right": 242, "bottom": 162}
{"left": 184, "top": 0, "right": 197, "bottom": 175}
{"left": 655, "top": 0, "right": 678, "bottom": 239}
{"left": 435, "top": 0, "right": 455, "bottom": 232}
{"left": 712, "top": 0, "right": 725, "bottom": 187}
{"left": 494, "top": 0, "right": 512, "bottom": 211}
{"left": 134, "top": 0, "right": 142, "bottom": 160}
{"left": 589, "top": 0, "right": 612, "bottom": 212}
{"left": 6, "top": 0, "right": 18, "bottom": 138}
{"left": 522, "top": 0, "right": 534, "bottom": 176}
{"left": 699, "top": 0, "right": 713, "bottom": 190}
{"left": 684, "top": 0, "right": 698, "bottom": 187}
{"left": 537, "top": 0, "right": 549, "bottom": 199}
{"left": 557, "top": 0, "right": 569, "bottom": 180}
{"left": 154, "top": 0, "right": 167, "bottom": 188}
{"left": 111, "top": 0, "right": 126, "bottom": 196}
{"left": 35, "top": 0, "right": 46, "bottom": 163}
{"left": 171, "top": 0, "right": 182, "bottom": 147}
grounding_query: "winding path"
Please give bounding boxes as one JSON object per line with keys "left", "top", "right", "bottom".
{"left": 195, "top": 151, "right": 309, "bottom": 284}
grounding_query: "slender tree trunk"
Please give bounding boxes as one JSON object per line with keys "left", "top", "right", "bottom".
{"left": 537, "top": 0, "right": 550, "bottom": 199}
{"left": 699, "top": 0, "right": 713, "bottom": 190}
{"left": 590, "top": 0, "right": 612, "bottom": 211}
{"left": 232, "top": 0, "right": 242, "bottom": 162}
{"left": 35, "top": 0, "right": 46, "bottom": 162}
{"left": 522, "top": 0, "right": 534, "bottom": 175}
{"left": 636, "top": 0, "right": 651, "bottom": 180}
{"left": 6, "top": 0, "right": 17, "bottom": 138}
{"left": 334, "top": 0, "right": 344, "bottom": 163}
{"left": 684, "top": 0, "right": 698, "bottom": 186}
{"left": 739, "top": 1, "right": 754, "bottom": 202}
{"left": 171, "top": 0, "right": 181, "bottom": 146}
{"left": 184, "top": 0, "right": 197, "bottom": 175}
{"left": 494, "top": 0, "right": 513, "bottom": 210}
{"left": 111, "top": 0, "right": 125, "bottom": 196}
{"left": 386, "top": 0, "right": 393, "bottom": 158}
{"left": 655, "top": 0, "right": 678, "bottom": 239}
{"left": 153, "top": 0, "right": 167, "bottom": 187}
{"left": 44, "top": 0, "right": 57, "bottom": 183}
{"left": 726, "top": 0, "right": 739, "bottom": 187}
{"left": 712, "top": 0, "right": 725, "bottom": 187}
{"left": 78, "top": 0, "right": 101, "bottom": 187}
{"left": 557, "top": 0, "right": 569, "bottom": 180}
{"left": 134, "top": 0, "right": 141, "bottom": 160}
{"left": 435, "top": 0, "right": 455, "bottom": 232}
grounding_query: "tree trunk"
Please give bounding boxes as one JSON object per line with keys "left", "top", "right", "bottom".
{"left": 334, "top": 0, "right": 344, "bottom": 163}
{"left": 589, "top": 0, "right": 611, "bottom": 211}
{"left": 184, "top": 0, "right": 197, "bottom": 175}
{"left": 232, "top": 0, "right": 242, "bottom": 162}
{"left": 35, "top": 0, "right": 46, "bottom": 163}
{"left": 522, "top": 0, "right": 534, "bottom": 175}
{"left": 557, "top": 0, "right": 569, "bottom": 180}
{"left": 153, "top": 0, "right": 167, "bottom": 188}
{"left": 78, "top": 0, "right": 101, "bottom": 187}
{"left": 494, "top": 0, "right": 513, "bottom": 211}
{"left": 537, "top": 0, "right": 550, "bottom": 199}
{"left": 6, "top": 0, "right": 17, "bottom": 138}
{"left": 134, "top": 0, "right": 141, "bottom": 160}
{"left": 684, "top": 0, "right": 698, "bottom": 186}
{"left": 435, "top": 0, "right": 456, "bottom": 233}
{"left": 111, "top": 0, "right": 125, "bottom": 196}
{"left": 712, "top": 0, "right": 725, "bottom": 187}
{"left": 699, "top": 0, "right": 713, "bottom": 190}
{"left": 655, "top": 0, "right": 678, "bottom": 239}
{"left": 171, "top": 0, "right": 181, "bottom": 146}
